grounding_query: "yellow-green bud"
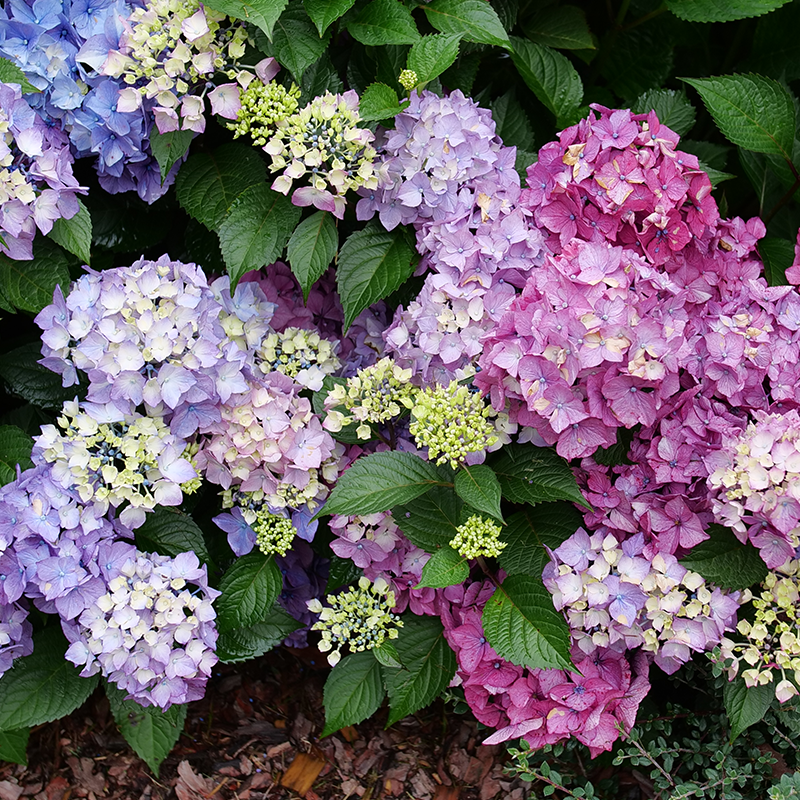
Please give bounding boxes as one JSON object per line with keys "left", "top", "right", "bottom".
{"left": 398, "top": 69, "right": 418, "bottom": 91}
{"left": 450, "top": 514, "right": 506, "bottom": 560}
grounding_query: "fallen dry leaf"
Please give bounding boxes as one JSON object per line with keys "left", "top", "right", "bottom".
{"left": 0, "top": 781, "right": 23, "bottom": 800}
{"left": 280, "top": 752, "right": 325, "bottom": 795}
{"left": 174, "top": 761, "right": 215, "bottom": 800}
{"left": 66, "top": 758, "right": 105, "bottom": 796}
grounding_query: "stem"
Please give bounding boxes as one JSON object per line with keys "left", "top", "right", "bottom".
{"left": 764, "top": 174, "right": 800, "bottom": 226}
{"left": 615, "top": 0, "right": 632, "bottom": 26}
{"left": 618, "top": 729, "right": 676, "bottom": 788}
{"left": 622, "top": 4, "right": 667, "bottom": 32}
{"left": 476, "top": 555, "right": 501, "bottom": 588}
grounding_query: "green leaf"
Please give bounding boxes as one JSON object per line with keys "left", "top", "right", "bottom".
{"left": 683, "top": 74, "right": 795, "bottom": 160}
{"left": 216, "top": 605, "right": 301, "bottom": 663}
{"left": 724, "top": 676, "right": 774, "bottom": 741}
{"left": 0, "top": 627, "right": 99, "bottom": 732}
{"left": 490, "top": 90, "right": 535, "bottom": 151}
{"left": 0, "top": 238, "right": 71, "bottom": 314}
{"left": 202, "top": 0, "right": 287, "bottom": 39}
{"left": 0, "top": 728, "right": 29, "bottom": 765}
{"left": 392, "top": 485, "right": 463, "bottom": 553}
{"left": 750, "top": 3, "right": 800, "bottom": 82}
{"left": 359, "top": 83, "right": 404, "bottom": 121}
{"left": 509, "top": 37, "right": 583, "bottom": 118}
{"left": 272, "top": 4, "right": 331, "bottom": 82}
{"left": 218, "top": 184, "right": 301, "bottom": 289}
{"left": 303, "top": 0, "right": 357, "bottom": 34}
{"left": 374, "top": 641, "right": 403, "bottom": 668}
{"left": 106, "top": 684, "right": 187, "bottom": 774}
{"left": 521, "top": 5, "right": 594, "bottom": 50}
{"left": 632, "top": 89, "right": 696, "bottom": 137}
{"left": 0, "top": 342, "right": 79, "bottom": 410}
{"left": 759, "top": 237, "right": 795, "bottom": 286}
{"left": 176, "top": 143, "right": 267, "bottom": 231}
{"left": 216, "top": 553, "right": 282, "bottom": 633}
{"left": 347, "top": 0, "right": 420, "bottom": 46}
{"left": 407, "top": 33, "right": 462, "bottom": 84}
{"left": 679, "top": 524, "right": 768, "bottom": 589}
{"left": 322, "top": 651, "right": 385, "bottom": 737}
{"left": 287, "top": 211, "right": 338, "bottom": 300}
{"left": 325, "top": 553, "right": 363, "bottom": 592}
{"left": 385, "top": 617, "right": 456, "bottom": 726}
{"left": 667, "top": 0, "right": 791, "bottom": 23}
{"left": 423, "top": 0, "right": 509, "bottom": 48}
{"left": 321, "top": 451, "right": 445, "bottom": 517}
{"left": 134, "top": 507, "right": 211, "bottom": 565}
{"left": 336, "top": 224, "right": 416, "bottom": 330}
{"left": 602, "top": 26, "right": 673, "bottom": 101}
{"left": 490, "top": 444, "right": 590, "bottom": 509}
{"left": 49, "top": 199, "right": 92, "bottom": 265}
{"left": 149, "top": 129, "right": 194, "bottom": 184}
{"left": 482, "top": 576, "right": 573, "bottom": 671}
{"left": 0, "top": 425, "right": 33, "bottom": 486}
{"left": 454, "top": 465, "right": 503, "bottom": 521}
{"left": 414, "top": 546, "right": 468, "bottom": 589}
{"left": 301, "top": 53, "right": 344, "bottom": 100}
{"left": 499, "top": 504, "right": 583, "bottom": 578}
{"left": 0, "top": 57, "right": 39, "bottom": 93}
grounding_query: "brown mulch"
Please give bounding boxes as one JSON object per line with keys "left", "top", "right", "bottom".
{"left": 0, "top": 647, "right": 531, "bottom": 800}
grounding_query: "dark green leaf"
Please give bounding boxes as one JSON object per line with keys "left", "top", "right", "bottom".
{"left": 202, "top": 0, "right": 287, "bottom": 39}
{"left": 490, "top": 444, "right": 590, "bottom": 509}
{"left": 407, "top": 34, "right": 462, "bottom": 84}
{"left": 667, "top": 0, "right": 790, "bottom": 22}
{"left": 216, "top": 606, "right": 301, "bottom": 663}
{"left": 0, "top": 628, "right": 99, "bottom": 732}
{"left": 724, "top": 676, "right": 774, "bottom": 741}
{"left": 347, "top": 0, "right": 420, "bottom": 46}
{"left": 414, "top": 546, "right": 468, "bottom": 589}
{"left": 272, "top": 4, "right": 331, "bottom": 81}
{"left": 490, "top": 90, "right": 535, "bottom": 151}
{"left": 759, "top": 236, "right": 795, "bottom": 286}
{"left": 49, "top": 200, "right": 92, "bottom": 265}
{"left": 325, "top": 553, "right": 363, "bottom": 592}
{"left": 392, "top": 486, "right": 463, "bottom": 553}
{"left": 0, "top": 728, "right": 29, "bottom": 765}
{"left": 304, "top": 0, "right": 357, "bottom": 34}
{"left": 602, "top": 26, "right": 673, "bottom": 100}
{"left": 134, "top": 507, "right": 211, "bottom": 565}
{"left": 482, "top": 576, "right": 573, "bottom": 671}
{"left": 216, "top": 553, "right": 282, "bottom": 632}
{"left": 149, "top": 129, "right": 194, "bottom": 184}
{"left": 509, "top": 37, "right": 583, "bottom": 118}
{"left": 632, "top": 89, "right": 696, "bottom": 137}
{"left": 287, "top": 211, "right": 338, "bottom": 300}
{"left": 679, "top": 524, "right": 768, "bottom": 589}
{"left": 218, "top": 184, "right": 301, "bottom": 289}
{"left": 321, "top": 452, "right": 445, "bottom": 517}
{"left": 423, "top": 0, "right": 509, "bottom": 48}
{"left": 683, "top": 74, "right": 795, "bottom": 160}
{"left": 176, "top": 143, "right": 267, "bottom": 231}
{"left": 322, "top": 651, "right": 385, "bottom": 737}
{"left": 385, "top": 617, "right": 456, "bottom": 725}
{"left": 106, "top": 684, "right": 187, "bottom": 774}
{"left": 498, "top": 504, "right": 583, "bottom": 578}
{"left": 374, "top": 641, "right": 403, "bottom": 668}
{"left": 359, "top": 83, "right": 404, "bottom": 121}
{"left": 0, "top": 58, "right": 38, "bottom": 93}
{"left": 0, "top": 342, "right": 78, "bottom": 410}
{"left": 750, "top": 3, "right": 800, "bottom": 81}
{"left": 521, "top": 5, "right": 594, "bottom": 50}
{"left": 336, "top": 224, "right": 416, "bottom": 330}
{"left": 0, "top": 425, "right": 33, "bottom": 486}
{"left": 0, "top": 239, "right": 71, "bottom": 314}
{"left": 301, "top": 53, "right": 344, "bottom": 101}
{"left": 454, "top": 465, "right": 503, "bottom": 521}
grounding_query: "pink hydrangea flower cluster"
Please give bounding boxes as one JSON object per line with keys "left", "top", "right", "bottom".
{"left": 543, "top": 529, "right": 739, "bottom": 674}
{"left": 706, "top": 409, "right": 800, "bottom": 568}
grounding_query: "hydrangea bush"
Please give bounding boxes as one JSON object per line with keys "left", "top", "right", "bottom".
{"left": 2, "top": 0, "right": 800, "bottom": 789}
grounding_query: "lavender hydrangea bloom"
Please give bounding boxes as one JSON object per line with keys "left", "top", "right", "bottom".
{"left": 275, "top": 540, "right": 328, "bottom": 647}
{"left": 0, "top": 603, "right": 33, "bottom": 675}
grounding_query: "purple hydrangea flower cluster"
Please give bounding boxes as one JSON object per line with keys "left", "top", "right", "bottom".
{"left": 63, "top": 542, "right": 219, "bottom": 708}
{"left": 275, "top": 539, "right": 328, "bottom": 648}
{"left": 543, "top": 529, "right": 739, "bottom": 674}
{"left": 0, "top": 81, "right": 84, "bottom": 259}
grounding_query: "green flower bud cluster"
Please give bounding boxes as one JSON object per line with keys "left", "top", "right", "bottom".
{"left": 409, "top": 381, "right": 498, "bottom": 469}
{"left": 398, "top": 69, "right": 418, "bottom": 92}
{"left": 717, "top": 562, "right": 800, "bottom": 703}
{"left": 228, "top": 80, "right": 301, "bottom": 146}
{"left": 323, "top": 357, "right": 416, "bottom": 439}
{"left": 258, "top": 327, "right": 340, "bottom": 391}
{"left": 180, "top": 442, "right": 203, "bottom": 495}
{"left": 450, "top": 514, "right": 507, "bottom": 559}
{"left": 307, "top": 576, "right": 402, "bottom": 667}
{"left": 254, "top": 512, "right": 296, "bottom": 556}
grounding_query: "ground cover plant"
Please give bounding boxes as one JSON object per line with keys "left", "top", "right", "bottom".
{"left": 4, "top": 0, "right": 800, "bottom": 796}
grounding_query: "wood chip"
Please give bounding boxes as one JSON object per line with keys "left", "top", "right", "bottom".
{"left": 434, "top": 787, "right": 460, "bottom": 800}
{"left": 280, "top": 752, "right": 326, "bottom": 795}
